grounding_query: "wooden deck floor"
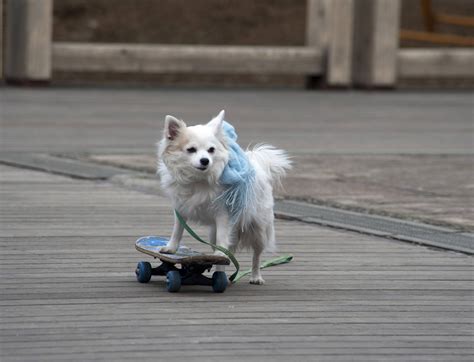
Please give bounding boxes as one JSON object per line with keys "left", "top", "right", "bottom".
{"left": 0, "top": 164, "right": 472, "bottom": 361}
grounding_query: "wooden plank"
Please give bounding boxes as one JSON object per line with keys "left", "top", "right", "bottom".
{"left": 4, "top": 0, "right": 52, "bottom": 82}
{"left": 2, "top": 349, "right": 473, "bottom": 362}
{"left": 400, "top": 30, "right": 474, "bottom": 47}
{"left": 326, "top": 0, "right": 354, "bottom": 86}
{"left": 3, "top": 303, "right": 472, "bottom": 316}
{"left": 0, "top": 320, "right": 470, "bottom": 336}
{"left": 1, "top": 340, "right": 473, "bottom": 354}
{"left": 2, "top": 337, "right": 473, "bottom": 350}
{"left": 0, "top": 164, "right": 472, "bottom": 361}
{"left": 434, "top": 12, "right": 474, "bottom": 27}
{"left": 352, "top": 0, "right": 401, "bottom": 87}
{"left": 52, "top": 43, "right": 323, "bottom": 75}
{"left": 398, "top": 48, "right": 474, "bottom": 78}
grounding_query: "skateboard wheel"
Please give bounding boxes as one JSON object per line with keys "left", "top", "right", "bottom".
{"left": 136, "top": 261, "right": 152, "bottom": 283}
{"left": 166, "top": 270, "right": 181, "bottom": 293}
{"left": 212, "top": 271, "right": 228, "bottom": 293}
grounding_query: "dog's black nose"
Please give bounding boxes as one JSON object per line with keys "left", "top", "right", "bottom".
{"left": 200, "top": 158, "right": 209, "bottom": 166}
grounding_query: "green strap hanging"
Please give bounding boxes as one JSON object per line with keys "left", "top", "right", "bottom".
{"left": 174, "top": 210, "right": 240, "bottom": 282}
{"left": 174, "top": 210, "right": 293, "bottom": 283}
{"left": 232, "top": 254, "right": 293, "bottom": 283}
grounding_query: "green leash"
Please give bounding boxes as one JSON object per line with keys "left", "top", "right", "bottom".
{"left": 174, "top": 210, "right": 293, "bottom": 283}
{"left": 232, "top": 254, "right": 293, "bottom": 283}
{"left": 174, "top": 210, "right": 240, "bottom": 282}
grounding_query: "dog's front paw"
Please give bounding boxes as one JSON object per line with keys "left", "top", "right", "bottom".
{"left": 160, "top": 246, "right": 178, "bottom": 254}
{"left": 249, "top": 276, "right": 265, "bottom": 285}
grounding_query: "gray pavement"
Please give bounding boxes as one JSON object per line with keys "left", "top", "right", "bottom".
{"left": 1, "top": 87, "right": 473, "bottom": 232}
{"left": 1, "top": 88, "right": 473, "bottom": 154}
{"left": 85, "top": 152, "right": 474, "bottom": 231}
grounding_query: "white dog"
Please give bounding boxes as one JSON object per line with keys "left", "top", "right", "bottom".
{"left": 157, "top": 110, "right": 291, "bottom": 284}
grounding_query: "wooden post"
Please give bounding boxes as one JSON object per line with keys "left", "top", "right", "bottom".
{"left": 1, "top": 0, "right": 4, "bottom": 80}
{"left": 352, "top": 0, "right": 401, "bottom": 87}
{"left": 306, "top": 0, "right": 330, "bottom": 50}
{"left": 5, "top": 0, "right": 53, "bottom": 83}
{"left": 326, "top": 0, "right": 355, "bottom": 86}
{"left": 305, "top": 0, "right": 329, "bottom": 87}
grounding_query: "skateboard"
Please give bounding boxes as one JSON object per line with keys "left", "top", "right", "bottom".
{"left": 135, "top": 236, "right": 230, "bottom": 293}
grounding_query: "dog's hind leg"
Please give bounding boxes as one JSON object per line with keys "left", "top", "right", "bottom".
{"left": 247, "top": 226, "right": 266, "bottom": 285}
{"left": 265, "top": 220, "right": 276, "bottom": 252}
{"left": 249, "top": 244, "right": 265, "bottom": 285}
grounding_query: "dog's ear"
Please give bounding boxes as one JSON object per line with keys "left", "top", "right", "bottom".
{"left": 207, "top": 110, "right": 225, "bottom": 134}
{"left": 164, "top": 115, "right": 186, "bottom": 141}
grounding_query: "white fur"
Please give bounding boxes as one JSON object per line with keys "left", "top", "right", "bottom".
{"left": 157, "top": 110, "right": 291, "bottom": 284}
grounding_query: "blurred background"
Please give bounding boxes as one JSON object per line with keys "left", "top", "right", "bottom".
{"left": 2, "top": 0, "right": 474, "bottom": 88}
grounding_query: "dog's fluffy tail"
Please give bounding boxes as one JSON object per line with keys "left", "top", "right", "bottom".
{"left": 247, "top": 144, "right": 292, "bottom": 187}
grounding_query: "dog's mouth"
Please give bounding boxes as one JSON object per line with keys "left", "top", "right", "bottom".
{"left": 196, "top": 166, "right": 208, "bottom": 171}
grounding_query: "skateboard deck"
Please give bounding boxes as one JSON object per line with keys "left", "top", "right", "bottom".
{"left": 135, "top": 236, "right": 230, "bottom": 266}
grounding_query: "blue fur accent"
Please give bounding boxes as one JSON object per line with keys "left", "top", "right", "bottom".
{"left": 218, "top": 121, "right": 256, "bottom": 223}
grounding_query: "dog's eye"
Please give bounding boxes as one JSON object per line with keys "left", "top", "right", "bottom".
{"left": 208, "top": 147, "right": 215, "bottom": 154}
{"left": 186, "top": 147, "right": 197, "bottom": 153}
